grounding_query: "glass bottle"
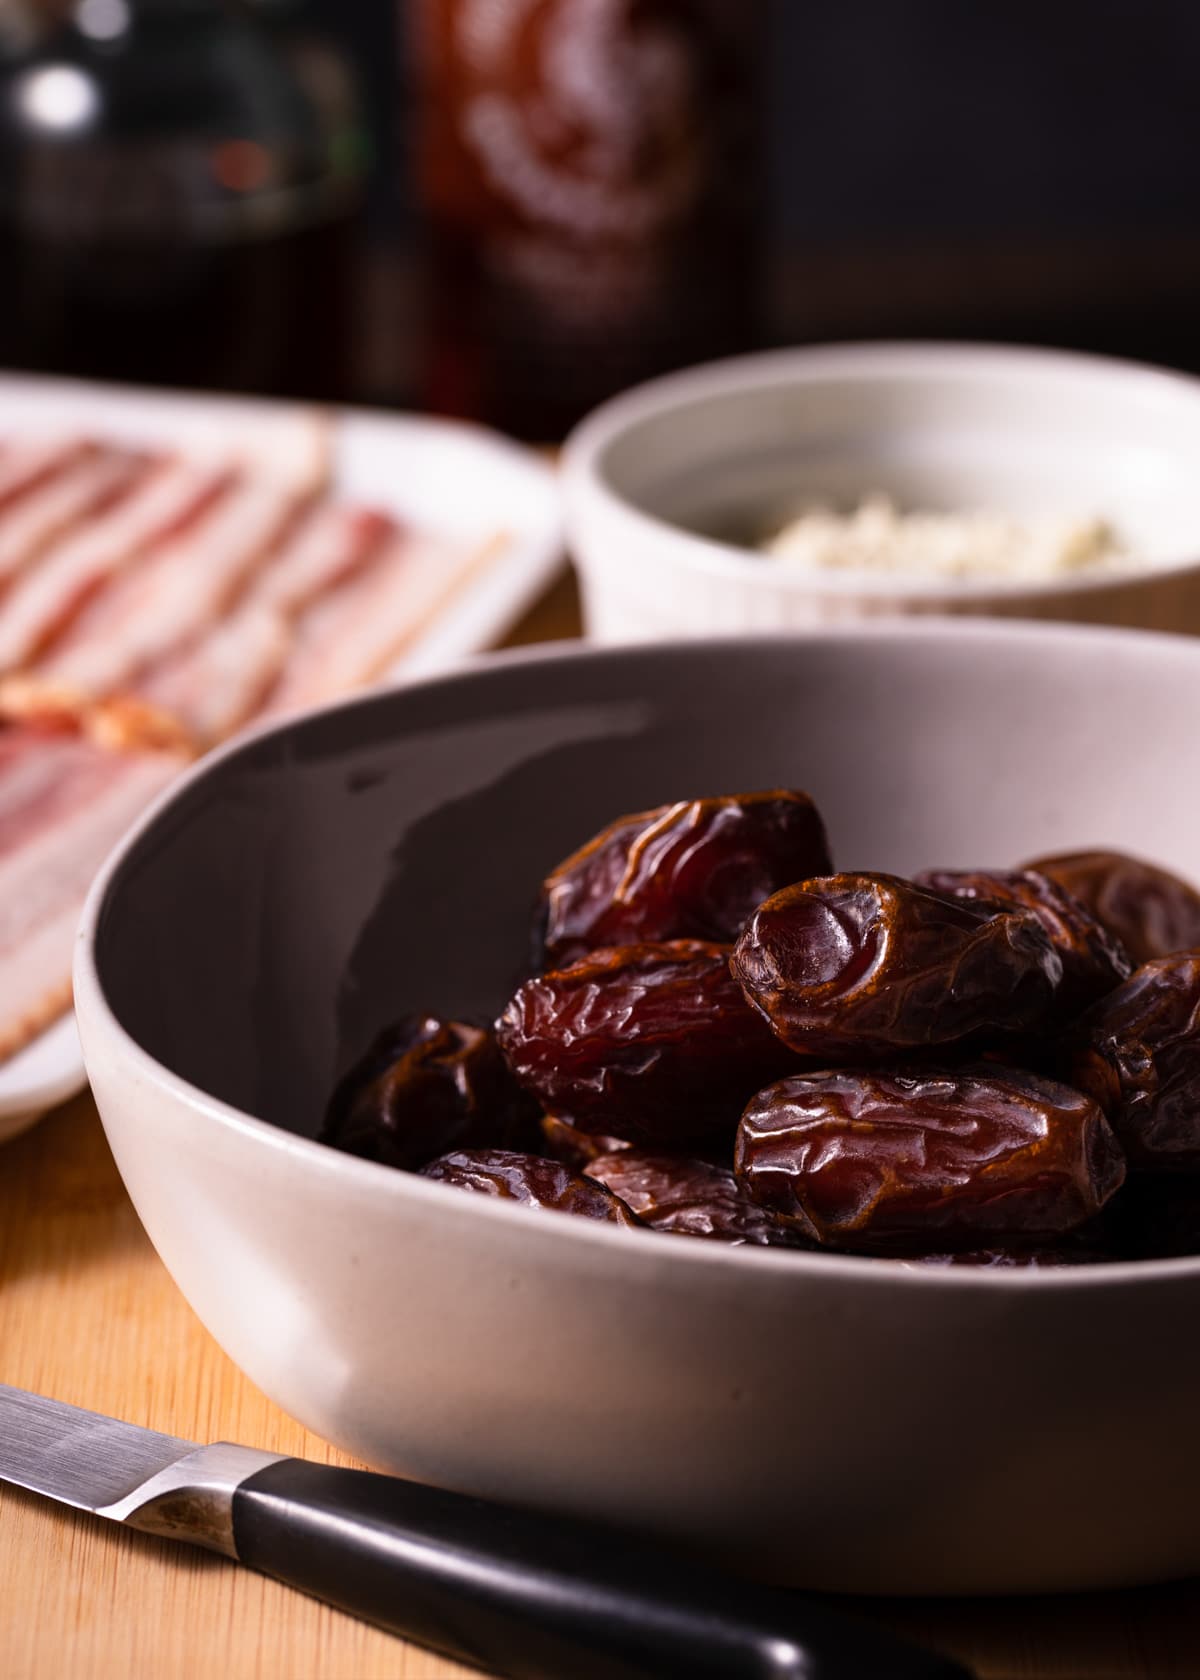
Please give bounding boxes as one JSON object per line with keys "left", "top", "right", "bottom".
{"left": 0, "top": 0, "right": 367, "bottom": 399}
{"left": 409, "top": 0, "right": 765, "bottom": 439}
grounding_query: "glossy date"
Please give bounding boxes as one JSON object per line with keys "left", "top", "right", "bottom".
{"left": 495, "top": 940, "right": 797, "bottom": 1144}
{"left": 584, "top": 1150, "right": 808, "bottom": 1246}
{"left": 735, "top": 1065, "right": 1125, "bottom": 1251}
{"left": 420, "top": 1148, "right": 643, "bottom": 1225}
{"left": 539, "top": 1114, "right": 636, "bottom": 1171}
{"left": 322, "top": 1015, "right": 539, "bottom": 1171}
{"left": 331, "top": 782, "right": 1200, "bottom": 1265}
{"left": 1065, "top": 951, "right": 1200, "bottom": 1169}
{"left": 913, "top": 866, "right": 1130, "bottom": 1017}
{"left": 536, "top": 790, "right": 832, "bottom": 967}
{"left": 1026, "top": 848, "right": 1200, "bottom": 966}
{"left": 731, "top": 872, "right": 1063, "bottom": 1059}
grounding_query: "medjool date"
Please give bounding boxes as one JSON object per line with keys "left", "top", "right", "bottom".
{"left": 420, "top": 1148, "right": 642, "bottom": 1225}
{"left": 322, "top": 1015, "right": 539, "bottom": 1171}
{"left": 539, "top": 1115, "right": 636, "bottom": 1171}
{"left": 735, "top": 1065, "right": 1124, "bottom": 1252}
{"left": 536, "top": 790, "right": 831, "bottom": 968}
{"left": 496, "top": 940, "right": 797, "bottom": 1144}
{"left": 731, "top": 872, "right": 1063, "bottom": 1060}
{"left": 333, "top": 782, "right": 1200, "bottom": 1265}
{"left": 1027, "top": 848, "right": 1200, "bottom": 966}
{"left": 584, "top": 1151, "right": 808, "bottom": 1246}
{"left": 914, "top": 866, "right": 1130, "bottom": 1017}
{"left": 1065, "top": 951, "right": 1200, "bottom": 1170}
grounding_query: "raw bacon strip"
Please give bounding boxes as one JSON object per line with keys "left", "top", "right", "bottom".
{"left": 0, "top": 438, "right": 94, "bottom": 516}
{"left": 0, "top": 457, "right": 235, "bottom": 674}
{"left": 259, "top": 529, "right": 495, "bottom": 718}
{"left": 0, "top": 728, "right": 123, "bottom": 858}
{"left": 250, "top": 503, "right": 396, "bottom": 616}
{"left": 0, "top": 447, "right": 148, "bottom": 603}
{"left": 135, "top": 603, "right": 292, "bottom": 744}
{"left": 35, "top": 476, "right": 313, "bottom": 697}
{"left": 132, "top": 503, "right": 397, "bottom": 742}
{"left": 0, "top": 726, "right": 185, "bottom": 1059}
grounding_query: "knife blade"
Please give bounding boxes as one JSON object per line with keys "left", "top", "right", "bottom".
{"left": 0, "top": 1382, "right": 972, "bottom": 1680}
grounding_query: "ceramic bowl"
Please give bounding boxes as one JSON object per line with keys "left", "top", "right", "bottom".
{"left": 561, "top": 342, "right": 1200, "bottom": 641}
{"left": 75, "top": 624, "right": 1200, "bottom": 1596}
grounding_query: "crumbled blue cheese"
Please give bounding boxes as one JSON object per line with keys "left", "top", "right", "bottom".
{"left": 763, "top": 495, "right": 1126, "bottom": 581}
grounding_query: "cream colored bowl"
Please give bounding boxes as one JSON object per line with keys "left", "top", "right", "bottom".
{"left": 75, "top": 625, "right": 1200, "bottom": 1596}
{"left": 562, "top": 342, "right": 1200, "bottom": 640}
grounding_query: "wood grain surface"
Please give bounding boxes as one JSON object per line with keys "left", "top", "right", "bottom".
{"left": 5, "top": 1094, "right": 1200, "bottom": 1680}
{"left": 3, "top": 570, "right": 1200, "bottom": 1679}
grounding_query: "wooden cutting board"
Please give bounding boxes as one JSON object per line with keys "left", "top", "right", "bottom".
{"left": 3, "top": 573, "right": 1200, "bottom": 1679}
{"left": 8, "top": 1092, "right": 1200, "bottom": 1679}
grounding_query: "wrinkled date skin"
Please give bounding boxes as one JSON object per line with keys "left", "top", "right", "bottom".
{"left": 535, "top": 790, "right": 832, "bottom": 968}
{"left": 1027, "top": 848, "right": 1200, "bottom": 967}
{"left": 735, "top": 1065, "right": 1125, "bottom": 1252}
{"left": 539, "top": 1114, "right": 635, "bottom": 1171}
{"left": 584, "top": 1150, "right": 808, "bottom": 1246}
{"left": 495, "top": 940, "right": 798, "bottom": 1144}
{"left": 914, "top": 866, "right": 1130, "bottom": 1018}
{"left": 731, "top": 872, "right": 1064, "bottom": 1060}
{"left": 322, "top": 1015, "right": 540, "bottom": 1171}
{"left": 1065, "top": 951, "right": 1200, "bottom": 1169}
{"left": 420, "top": 1148, "right": 642, "bottom": 1225}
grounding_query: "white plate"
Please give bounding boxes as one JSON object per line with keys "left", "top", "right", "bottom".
{"left": 0, "top": 1014, "right": 85, "bottom": 1141}
{"left": 0, "top": 378, "right": 563, "bottom": 1137}
{"left": 332, "top": 409, "right": 562, "bottom": 681}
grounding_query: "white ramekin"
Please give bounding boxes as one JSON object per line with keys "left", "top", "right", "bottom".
{"left": 562, "top": 342, "right": 1200, "bottom": 640}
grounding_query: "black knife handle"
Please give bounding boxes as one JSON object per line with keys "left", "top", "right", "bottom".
{"left": 231, "top": 1459, "right": 971, "bottom": 1680}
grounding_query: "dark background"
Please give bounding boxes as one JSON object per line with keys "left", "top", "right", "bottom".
{"left": 326, "top": 0, "right": 1200, "bottom": 242}
{"left": 310, "top": 0, "right": 1200, "bottom": 398}
{"left": 6, "top": 1, "right": 1200, "bottom": 412}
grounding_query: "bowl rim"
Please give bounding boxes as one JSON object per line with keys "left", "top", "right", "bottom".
{"left": 73, "top": 620, "right": 1200, "bottom": 1294}
{"left": 561, "top": 339, "right": 1200, "bottom": 601}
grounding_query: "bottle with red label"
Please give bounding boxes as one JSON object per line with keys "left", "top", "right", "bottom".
{"left": 409, "top": 0, "right": 765, "bottom": 440}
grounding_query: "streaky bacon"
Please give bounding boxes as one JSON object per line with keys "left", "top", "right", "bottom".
{"left": 0, "top": 457, "right": 236, "bottom": 676}
{"left": 0, "top": 426, "right": 509, "bottom": 1065}
{"left": 34, "top": 476, "right": 315, "bottom": 697}
{"left": 0, "top": 438, "right": 95, "bottom": 516}
{"left": 0, "top": 447, "right": 149, "bottom": 605}
{"left": 259, "top": 528, "right": 494, "bottom": 718}
{"left": 135, "top": 603, "right": 292, "bottom": 744}
{"left": 0, "top": 725, "right": 138, "bottom": 858}
{"left": 0, "top": 729, "right": 102, "bottom": 853}
{"left": 250, "top": 503, "right": 396, "bottom": 616}
{"left": 0, "top": 723, "right": 186, "bottom": 1059}
{"left": 131, "top": 503, "right": 397, "bottom": 742}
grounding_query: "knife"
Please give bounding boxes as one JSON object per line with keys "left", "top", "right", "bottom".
{"left": 0, "top": 1382, "right": 971, "bottom": 1680}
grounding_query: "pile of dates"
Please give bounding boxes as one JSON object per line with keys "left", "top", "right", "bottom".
{"left": 322, "top": 790, "right": 1200, "bottom": 1265}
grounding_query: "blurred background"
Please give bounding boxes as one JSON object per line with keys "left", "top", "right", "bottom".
{"left": 1, "top": 0, "right": 1198, "bottom": 440}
